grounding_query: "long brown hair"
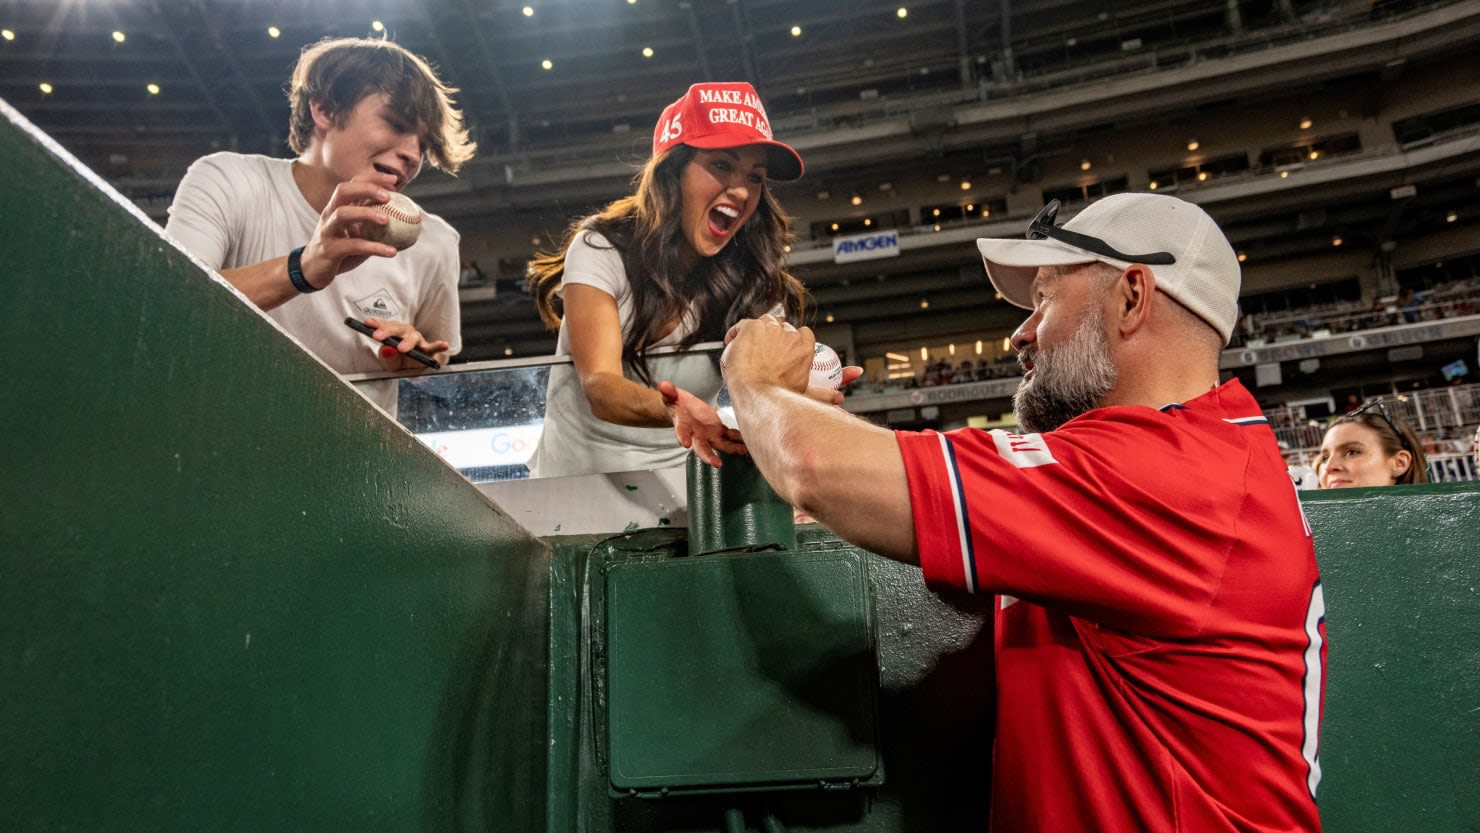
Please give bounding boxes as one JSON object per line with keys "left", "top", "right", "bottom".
{"left": 528, "top": 145, "right": 808, "bottom": 385}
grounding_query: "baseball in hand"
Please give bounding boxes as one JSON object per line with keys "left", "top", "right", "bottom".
{"left": 360, "top": 191, "right": 422, "bottom": 250}
{"left": 808, "top": 342, "right": 844, "bottom": 390}
{"left": 719, "top": 338, "right": 843, "bottom": 390}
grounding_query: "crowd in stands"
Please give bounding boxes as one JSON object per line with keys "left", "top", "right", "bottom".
{"left": 865, "top": 354, "right": 1022, "bottom": 393}
{"left": 850, "top": 279, "right": 1480, "bottom": 396}
{"left": 1234, "top": 277, "right": 1480, "bottom": 347}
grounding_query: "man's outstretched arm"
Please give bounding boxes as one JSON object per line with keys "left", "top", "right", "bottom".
{"left": 724, "top": 316, "right": 919, "bottom": 564}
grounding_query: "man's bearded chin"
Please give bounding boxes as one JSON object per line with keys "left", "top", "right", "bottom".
{"left": 1012, "top": 308, "right": 1118, "bottom": 433}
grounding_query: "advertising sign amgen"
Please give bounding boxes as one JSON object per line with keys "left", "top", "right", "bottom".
{"left": 832, "top": 229, "right": 900, "bottom": 263}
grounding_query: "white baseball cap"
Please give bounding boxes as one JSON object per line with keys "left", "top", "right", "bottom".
{"left": 976, "top": 192, "right": 1241, "bottom": 344}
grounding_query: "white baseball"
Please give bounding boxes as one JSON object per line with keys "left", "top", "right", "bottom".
{"left": 361, "top": 191, "right": 422, "bottom": 250}
{"left": 809, "top": 342, "right": 844, "bottom": 390}
{"left": 719, "top": 339, "right": 844, "bottom": 390}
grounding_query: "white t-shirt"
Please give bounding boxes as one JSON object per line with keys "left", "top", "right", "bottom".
{"left": 164, "top": 152, "right": 462, "bottom": 414}
{"left": 526, "top": 230, "right": 722, "bottom": 478}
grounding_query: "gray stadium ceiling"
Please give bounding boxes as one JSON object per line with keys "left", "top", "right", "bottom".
{"left": 4, "top": 0, "right": 1479, "bottom": 362}
{"left": 4, "top": 0, "right": 1462, "bottom": 189}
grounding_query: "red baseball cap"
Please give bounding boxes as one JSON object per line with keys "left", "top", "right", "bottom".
{"left": 652, "top": 82, "right": 804, "bottom": 181}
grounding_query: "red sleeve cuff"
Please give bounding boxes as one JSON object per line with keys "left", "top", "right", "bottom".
{"left": 896, "top": 430, "right": 977, "bottom": 593}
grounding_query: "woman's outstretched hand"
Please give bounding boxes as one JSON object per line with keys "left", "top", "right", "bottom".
{"left": 658, "top": 380, "right": 747, "bottom": 468}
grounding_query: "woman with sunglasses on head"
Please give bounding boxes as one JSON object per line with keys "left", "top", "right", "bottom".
{"left": 1316, "top": 401, "right": 1429, "bottom": 488}
{"left": 525, "top": 82, "right": 812, "bottom": 478}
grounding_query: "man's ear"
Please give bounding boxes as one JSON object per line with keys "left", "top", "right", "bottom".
{"left": 309, "top": 99, "right": 336, "bottom": 132}
{"left": 1113, "top": 264, "right": 1157, "bottom": 337}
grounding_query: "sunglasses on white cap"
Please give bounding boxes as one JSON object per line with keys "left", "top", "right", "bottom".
{"left": 1027, "top": 199, "right": 1177, "bottom": 265}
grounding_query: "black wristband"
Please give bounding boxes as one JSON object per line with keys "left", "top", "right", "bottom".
{"left": 287, "top": 246, "right": 319, "bottom": 293}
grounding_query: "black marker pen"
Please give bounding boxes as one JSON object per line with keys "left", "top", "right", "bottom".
{"left": 344, "top": 317, "right": 441, "bottom": 369}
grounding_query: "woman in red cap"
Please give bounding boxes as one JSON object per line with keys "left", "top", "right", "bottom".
{"left": 526, "top": 82, "right": 809, "bottom": 478}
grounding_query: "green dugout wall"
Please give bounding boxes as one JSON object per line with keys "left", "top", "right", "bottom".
{"left": 1304, "top": 483, "right": 1480, "bottom": 830}
{"left": 0, "top": 100, "right": 550, "bottom": 831}
{"left": 3, "top": 98, "right": 1477, "bottom": 832}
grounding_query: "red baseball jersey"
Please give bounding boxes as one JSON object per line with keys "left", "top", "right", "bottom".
{"left": 898, "top": 379, "right": 1325, "bottom": 832}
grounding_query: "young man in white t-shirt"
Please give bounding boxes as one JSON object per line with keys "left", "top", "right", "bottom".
{"left": 165, "top": 37, "right": 476, "bottom": 413}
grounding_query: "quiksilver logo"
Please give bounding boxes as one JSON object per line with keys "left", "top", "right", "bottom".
{"left": 354, "top": 290, "right": 401, "bottom": 321}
